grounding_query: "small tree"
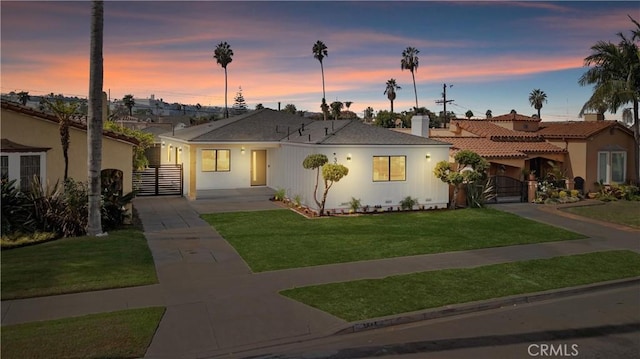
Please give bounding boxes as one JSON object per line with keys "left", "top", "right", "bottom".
{"left": 434, "top": 150, "right": 488, "bottom": 209}
{"left": 465, "top": 110, "right": 474, "bottom": 119}
{"left": 283, "top": 103, "right": 297, "bottom": 114}
{"left": 303, "top": 154, "right": 328, "bottom": 212}
{"left": 123, "top": 94, "right": 135, "bottom": 116}
{"left": 320, "top": 163, "right": 349, "bottom": 215}
{"left": 45, "top": 98, "right": 81, "bottom": 181}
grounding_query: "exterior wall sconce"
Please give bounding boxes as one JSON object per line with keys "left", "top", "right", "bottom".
{"left": 169, "top": 144, "right": 173, "bottom": 149}
{"left": 346, "top": 153, "right": 352, "bottom": 162}
{"left": 178, "top": 147, "right": 182, "bottom": 152}
{"left": 426, "top": 153, "right": 431, "bottom": 161}
{"left": 161, "top": 141, "right": 165, "bottom": 148}
{"left": 241, "top": 146, "right": 245, "bottom": 154}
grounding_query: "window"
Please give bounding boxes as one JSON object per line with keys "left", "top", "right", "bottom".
{"left": 1, "top": 156, "right": 8, "bottom": 180}
{"left": 202, "top": 149, "right": 230, "bottom": 172}
{"left": 20, "top": 155, "right": 40, "bottom": 192}
{"left": 598, "top": 151, "right": 626, "bottom": 184}
{"left": 373, "top": 156, "right": 406, "bottom": 181}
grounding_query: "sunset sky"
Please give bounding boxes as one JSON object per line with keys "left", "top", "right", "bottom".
{"left": 1, "top": 1, "right": 638, "bottom": 121}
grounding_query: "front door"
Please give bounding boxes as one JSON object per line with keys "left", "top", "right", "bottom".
{"left": 251, "top": 150, "right": 266, "bottom": 186}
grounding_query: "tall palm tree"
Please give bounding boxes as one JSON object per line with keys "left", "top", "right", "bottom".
{"left": 579, "top": 16, "right": 640, "bottom": 179}
{"left": 214, "top": 41, "right": 233, "bottom": 118}
{"left": 45, "top": 98, "right": 80, "bottom": 182}
{"left": 384, "top": 79, "right": 401, "bottom": 113}
{"left": 528, "top": 89, "right": 547, "bottom": 119}
{"left": 122, "top": 94, "right": 135, "bottom": 116}
{"left": 87, "top": 0, "right": 104, "bottom": 236}
{"left": 401, "top": 47, "right": 420, "bottom": 110}
{"left": 312, "top": 40, "right": 328, "bottom": 120}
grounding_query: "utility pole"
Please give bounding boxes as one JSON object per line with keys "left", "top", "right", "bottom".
{"left": 435, "top": 83, "right": 454, "bottom": 126}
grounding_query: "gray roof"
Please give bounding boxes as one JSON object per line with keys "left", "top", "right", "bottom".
{"left": 164, "top": 109, "right": 449, "bottom": 146}
{"left": 169, "top": 109, "right": 312, "bottom": 142}
{"left": 295, "top": 120, "right": 450, "bottom": 145}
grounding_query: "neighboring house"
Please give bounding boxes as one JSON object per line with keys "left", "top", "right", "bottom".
{"left": 159, "top": 110, "right": 451, "bottom": 212}
{"left": 1, "top": 100, "right": 138, "bottom": 194}
{"left": 426, "top": 112, "right": 637, "bottom": 193}
{"left": 538, "top": 114, "right": 637, "bottom": 192}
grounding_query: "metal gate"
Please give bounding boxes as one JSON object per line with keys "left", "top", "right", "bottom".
{"left": 489, "top": 175, "right": 525, "bottom": 203}
{"left": 133, "top": 164, "right": 183, "bottom": 196}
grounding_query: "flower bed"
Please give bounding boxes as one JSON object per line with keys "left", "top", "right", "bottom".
{"left": 533, "top": 179, "right": 581, "bottom": 204}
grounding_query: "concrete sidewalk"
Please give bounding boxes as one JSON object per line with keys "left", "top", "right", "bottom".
{"left": 1, "top": 195, "right": 638, "bottom": 359}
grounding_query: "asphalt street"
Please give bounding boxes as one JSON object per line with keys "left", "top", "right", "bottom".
{"left": 240, "top": 283, "right": 640, "bottom": 359}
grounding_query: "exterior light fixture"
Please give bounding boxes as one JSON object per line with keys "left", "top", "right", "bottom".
{"left": 178, "top": 147, "right": 182, "bottom": 152}
{"left": 347, "top": 153, "right": 352, "bottom": 162}
{"left": 241, "top": 146, "right": 245, "bottom": 154}
{"left": 426, "top": 153, "right": 431, "bottom": 161}
{"left": 169, "top": 144, "right": 173, "bottom": 149}
{"left": 161, "top": 141, "right": 165, "bottom": 148}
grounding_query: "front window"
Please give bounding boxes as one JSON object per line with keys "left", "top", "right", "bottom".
{"left": 373, "top": 156, "right": 406, "bottom": 182}
{"left": 20, "top": 155, "right": 40, "bottom": 192}
{"left": 597, "top": 151, "right": 626, "bottom": 184}
{"left": 202, "top": 149, "right": 231, "bottom": 172}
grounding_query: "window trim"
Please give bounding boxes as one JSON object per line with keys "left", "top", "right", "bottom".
{"left": 372, "top": 155, "right": 406, "bottom": 182}
{"left": 597, "top": 150, "right": 626, "bottom": 184}
{"left": 201, "top": 149, "right": 231, "bottom": 172}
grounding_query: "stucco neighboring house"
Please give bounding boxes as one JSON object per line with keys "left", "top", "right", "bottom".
{"left": 538, "top": 114, "right": 637, "bottom": 193}
{"left": 426, "top": 112, "right": 637, "bottom": 194}
{"left": 159, "top": 109, "right": 451, "bottom": 212}
{"left": 1, "top": 100, "right": 138, "bottom": 194}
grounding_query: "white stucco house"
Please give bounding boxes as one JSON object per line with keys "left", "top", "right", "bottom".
{"left": 159, "top": 109, "right": 451, "bottom": 212}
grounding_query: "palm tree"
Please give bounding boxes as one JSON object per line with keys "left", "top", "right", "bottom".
{"left": 529, "top": 89, "right": 547, "bottom": 119}
{"left": 330, "top": 101, "right": 343, "bottom": 120}
{"left": 87, "top": 0, "right": 104, "bottom": 236}
{"left": 344, "top": 101, "right": 353, "bottom": 111}
{"left": 312, "top": 40, "right": 328, "bottom": 120}
{"left": 214, "top": 41, "right": 233, "bottom": 118}
{"left": 122, "top": 94, "right": 135, "bottom": 116}
{"left": 401, "top": 47, "right": 420, "bottom": 110}
{"left": 17, "top": 91, "right": 30, "bottom": 106}
{"left": 579, "top": 16, "right": 640, "bottom": 179}
{"left": 485, "top": 109, "right": 493, "bottom": 119}
{"left": 45, "top": 98, "right": 80, "bottom": 182}
{"left": 384, "top": 79, "right": 401, "bottom": 113}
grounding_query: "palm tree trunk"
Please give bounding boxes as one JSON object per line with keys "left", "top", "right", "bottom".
{"left": 538, "top": 108, "right": 541, "bottom": 119}
{"left": 87, "top": 0, "right": 104, "bottom": 236}
{"left": 224, "top": 67, "right": 228, "bottom": 118}
{"left": 390, "top": 99, "right": 394, "bottom": 113}
{"left": 411, "top": 71, "right": 418, "bottom": 110}
{"left": 634, "top": 99, "right": 640, "bottom": 181}
{"left": 320, "top": 62, "right": 327, "bottom": 121}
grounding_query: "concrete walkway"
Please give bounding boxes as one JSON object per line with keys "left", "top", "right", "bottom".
{"left": 1, "top": 193, "right": 639, "bottom": 359}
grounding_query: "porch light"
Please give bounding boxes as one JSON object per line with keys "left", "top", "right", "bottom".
{"left": 161, "top": 141, "right": 165, "bottom": 148}
{"left": 178, "top": 147, "right": 182, "bottom": 152}
{"left": 347, "top": 153, "right": 352, "bottom": 162}
{"left": 241, "top": 146, "right": 245, "bottom": 154}
{"left": 169, "top": 144, "right": 173, "bottom": 150}
{"left": 426, "top": 153, "right": 431, "bottom": 161}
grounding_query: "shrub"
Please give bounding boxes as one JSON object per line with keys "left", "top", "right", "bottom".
{"left": 102, "top": 189, "right": 135, "bottom": 231}
{"left": 348, "top": 197, "right": 362, "bottom": 213}
{"left": 28, "top": 178, "right": 88, "bottom": 238}
{"left": 399, "top": 196, "right": 418, "bottom": 210}
{"left": 273, "top": 188, "right": 286, "bottom": 201}
{"left": 1, "top": 179, "right": 37, "bottom": 236}
{"left": 293, "top": 194, "right": 302, "bottom": 207}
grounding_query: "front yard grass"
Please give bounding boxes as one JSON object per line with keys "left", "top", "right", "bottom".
{"left": 562, "top": 200, "right": 640, "bottom": 228}
{"left": 281, "top": 250, "right": 640, "bottom": 322}
{"left": 1, "top": 229, "right": 158, "bottom": 300}
{"left": 1, "top": 307, "right": 165, "bottom": 359}
{"left": 202, "top": 208, "right": 585, "bottom": 272}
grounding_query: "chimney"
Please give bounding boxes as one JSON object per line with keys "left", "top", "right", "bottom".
{"left": 584, "top": 113, "right": 604, "bottom": 122}
{"left": 411, "top": 115, "right": 430, "bottom": 138}
{"left": 278, "top": 102, "right": 281, "bottom": 111}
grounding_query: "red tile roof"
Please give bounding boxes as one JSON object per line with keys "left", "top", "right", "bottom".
{"left": 439, "top": 136, "right": 565, "bottom": 158}
{"left": 537, "top": 121, "right": 631, "bottom": 139}
{"left": 452, "top": 120, "right": 541, "bottom": 139}
{"left": 489, "top": 113, "right": 541, "bottom": 122}
{"left": 1, "top": 100, "right": 139, "bottom": 145}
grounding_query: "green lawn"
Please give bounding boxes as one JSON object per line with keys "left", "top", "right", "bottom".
{"left": 1, "top": 229, "right": 158, "bottom": 300}
{"left": 202, "top": 208, "right": 585, "bottom": 272}
{"left": 281, "top": 250, "right": 640, "bottom": 322}
{"left": 1, "top": 307, "right": 165, "bottom": 359}
{"left": 562, "top": 200, "right": 640, "bottom": 228}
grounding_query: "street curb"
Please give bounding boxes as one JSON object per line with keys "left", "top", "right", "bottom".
{"left": 335, "top": 277, "right": 640, "bottom": 335}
